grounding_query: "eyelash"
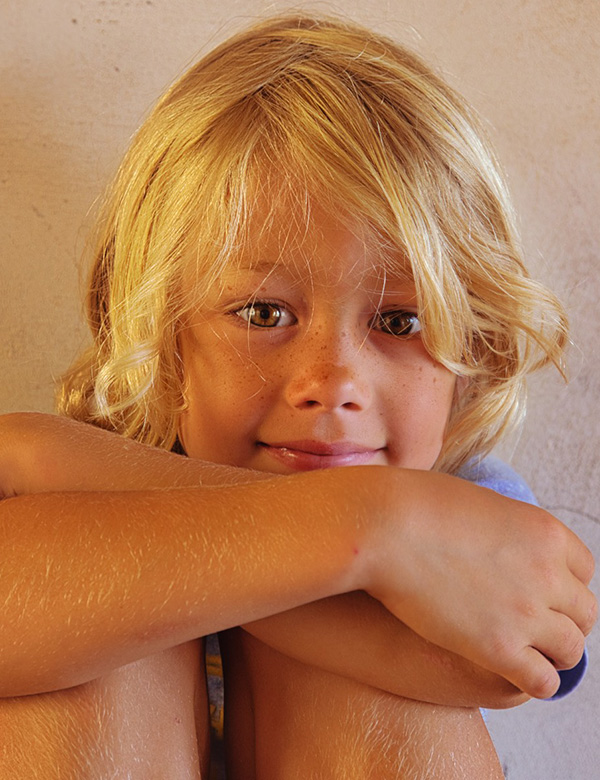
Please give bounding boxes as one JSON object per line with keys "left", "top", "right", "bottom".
{"left": 233, "top": 302, "right": 421, "bottom": 338}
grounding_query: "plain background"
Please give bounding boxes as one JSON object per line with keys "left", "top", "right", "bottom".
{"left": 1, "top": 1, "right": 598, "bottom": 777}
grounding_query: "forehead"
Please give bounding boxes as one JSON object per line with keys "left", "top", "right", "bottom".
{"left": 224, "top": 193, "right": 412, "bottom": 293}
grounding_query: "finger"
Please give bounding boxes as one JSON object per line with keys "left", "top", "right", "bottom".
{"left": 566, "top": 531, "right": 595, "bottom": 586}
{"left": 583, "top": 592, "right": 599, "bottom": 637}
{"left": 474, "top": 625, "right": 562, "bottom": 700}
{"left": 499, "top": 647, "right": 561, "bottom": 700}
{"left": 533, "top": 611, "right": 586, "bottom": 672}
{"left": 553, "top": 575, "right": 598, "bottom": 637}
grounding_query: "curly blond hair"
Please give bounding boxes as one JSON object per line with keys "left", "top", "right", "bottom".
{"left": 58, "top": 14, "right": 567, "bottom": 473}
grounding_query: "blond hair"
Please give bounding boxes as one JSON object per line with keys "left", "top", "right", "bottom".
{"left": 58, "top": 14, "right": 567, "bottom": 473}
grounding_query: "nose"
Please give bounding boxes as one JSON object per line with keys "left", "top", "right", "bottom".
{"left": 283, "top": 330, "right": 373, "bottom": 412}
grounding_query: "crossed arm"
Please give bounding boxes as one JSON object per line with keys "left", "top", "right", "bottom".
{"left": 0, "top": 413, "right": 595, "bottom": 704}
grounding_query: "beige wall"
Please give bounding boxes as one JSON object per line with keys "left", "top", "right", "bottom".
{"left": 1, "top": 1, "right": 598, "bottom": 776}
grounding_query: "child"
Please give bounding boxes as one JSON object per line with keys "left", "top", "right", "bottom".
{"left": 0, "top": 14, "right": 595, "bottom": 779}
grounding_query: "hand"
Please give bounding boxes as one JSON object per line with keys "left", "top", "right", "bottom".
{"left": 361, "top": 468, "right": 597, "bottom": 700}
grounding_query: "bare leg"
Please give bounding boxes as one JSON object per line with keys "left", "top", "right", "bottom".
{"left": 0, "top": 642, "right": 208, "bottom": 780}
{"left": 222, "top": 631, "right": 503, "bottom": 780}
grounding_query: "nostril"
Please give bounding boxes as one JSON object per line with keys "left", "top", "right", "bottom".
{"left": 285, "top": 364, "right": 371, "bottom": 412}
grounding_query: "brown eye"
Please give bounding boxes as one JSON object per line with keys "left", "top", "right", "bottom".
{"left": 374, "top": 310, "right": 421, "bottom": 338}
{"left": 236, "top": 302, "right": 293, "bottom": 328}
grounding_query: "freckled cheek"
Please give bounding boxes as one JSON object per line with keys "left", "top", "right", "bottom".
{"left": 423, "top": 367, "right": 456, "bottom": 424}
{"left": 186, "top": 343, "right": 271, "bottom": 393}
{"left": 180, "top": 349, "right": 284, "bottom": 445}
{"left": 387, "top": 366, "right": 455, "bottom": 469}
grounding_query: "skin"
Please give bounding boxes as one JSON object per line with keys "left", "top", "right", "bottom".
{"left": 1, "top": 415, "right": 588, "bottom": 701}
{"left": 0, "top": 643, "right": 208, "bottom": 779}
{"left": 177, "top": 204, "right": 500, "bottom": 777}
{"left": 0, "top": 205, "right": 594, "bottom": 776}
{"left": 178, "top": 208, "right": 456, "bottom": 475}
{"left": 0, "top": 427, "right": 593, "bottom": 777}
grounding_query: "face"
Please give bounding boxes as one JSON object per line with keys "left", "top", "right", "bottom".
{"left": 178, "top": 203, "right": 457, "bottom": 474}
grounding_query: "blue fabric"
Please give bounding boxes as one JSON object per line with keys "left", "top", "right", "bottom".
{"left": 457, "top": 455, "right": 539, "bottom": 505}
{"left": 548, "top": 651, "right": 588, "bottom": 700}
{"left": 459, "top": 456, "right": 588, "bottom": 699}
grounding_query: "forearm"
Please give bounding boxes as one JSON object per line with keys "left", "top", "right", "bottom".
{"left": 0, "top": 470, "right": 371, "bottom": 696}
{"left": 0, "top": 412, "right": 268, "bottom": 496}
{"left": 0, "top": 414, "right": 533, "bottom": 709}
{"left": 0, "top": 413, "right": 595, "bottom": 701}
{"left": 243, "top": 593, "right": 529, "bottom": 710}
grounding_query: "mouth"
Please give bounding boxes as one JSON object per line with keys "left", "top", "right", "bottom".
{"left": 257, "top": 440, "right": 383, "bottom": 471}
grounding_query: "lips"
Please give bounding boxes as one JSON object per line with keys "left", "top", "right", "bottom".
{"left": 258, "top": 440, "right": 382, "bottom": 471}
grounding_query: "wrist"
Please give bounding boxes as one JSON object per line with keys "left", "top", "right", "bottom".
{"left": 320, "top": 465, "right": 414, "bottom": 599}
{"left": 351, "top": 466, "right": 414, "bottom": 593}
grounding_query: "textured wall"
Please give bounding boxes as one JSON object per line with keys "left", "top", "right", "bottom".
{"left": 1, "top": 1, "right": 598, "bottom": 777}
